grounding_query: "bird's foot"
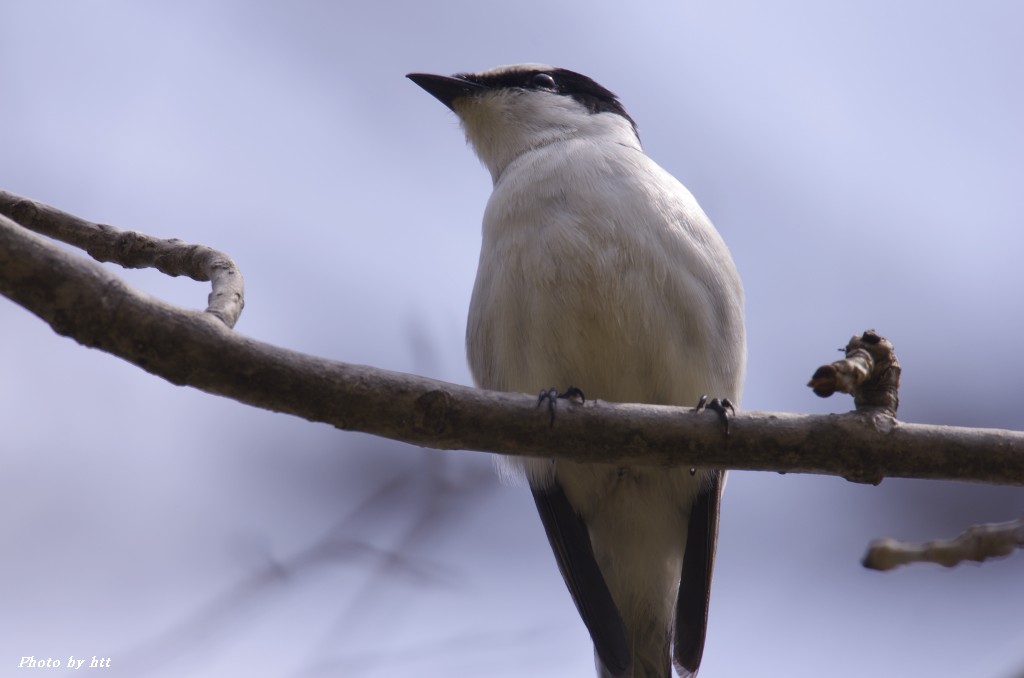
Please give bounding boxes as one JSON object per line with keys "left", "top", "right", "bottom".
{"left": 537, "top": 386, "right": 585, "bottom": 427}
{"left": 693, "top": 395, "right": 735, "bottom": 436}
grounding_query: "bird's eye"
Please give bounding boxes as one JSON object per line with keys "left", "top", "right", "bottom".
{"left": 530, "top": 73, "right": 557, "bottom": 90}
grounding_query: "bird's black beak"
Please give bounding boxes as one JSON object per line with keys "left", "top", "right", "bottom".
{"left": 406, "top": 73, "right": 485, "bottom": 111}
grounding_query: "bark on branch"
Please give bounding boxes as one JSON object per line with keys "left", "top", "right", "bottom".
{"left": 3, "top": 190, "right": 1024, "bottom": 489}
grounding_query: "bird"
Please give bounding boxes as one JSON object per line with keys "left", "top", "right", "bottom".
{"left": 407, "top": 64, "right": 745, "bottom": 678}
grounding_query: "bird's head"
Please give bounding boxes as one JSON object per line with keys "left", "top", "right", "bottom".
{"left": 408, "top": 64, "right": 640, "bottom": 181}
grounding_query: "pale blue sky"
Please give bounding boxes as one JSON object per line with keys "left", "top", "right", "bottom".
{"left": 2, "top": 2, "right": 1023, "bottom": 677}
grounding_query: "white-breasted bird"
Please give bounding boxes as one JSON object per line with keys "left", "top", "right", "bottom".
{"left": 408, "top": 64, "right": 745, "bottom": 678}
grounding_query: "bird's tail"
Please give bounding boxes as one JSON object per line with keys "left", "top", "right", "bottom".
{"left": 595, "top": 623, "right": 672, "bottom": 678}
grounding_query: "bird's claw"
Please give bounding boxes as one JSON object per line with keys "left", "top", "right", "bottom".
{"left": 537, "top": 386, "right": 585, "bottom": 426}
{"left": 693, "top": 395, "right": 735, "bottom": 436}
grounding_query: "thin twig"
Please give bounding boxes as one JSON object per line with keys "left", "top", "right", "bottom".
{"left": 0, "top": 189, "right": 244, "bottom": 327}
{"left": 863, "top": 515, "right": 1024, "bottom": 571}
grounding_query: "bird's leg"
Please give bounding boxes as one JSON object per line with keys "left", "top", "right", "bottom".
{"left": 693, "top": 395, "right": 735, "bottom": 436}
{"left": 537, "top": 386, "right": 585, "bottom": 427}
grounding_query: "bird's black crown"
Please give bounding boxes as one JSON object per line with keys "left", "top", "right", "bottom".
{"left": 457, "top": 67, "right": 638, "bottom": 136}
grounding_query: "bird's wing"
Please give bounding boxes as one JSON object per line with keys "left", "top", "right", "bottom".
{"left": 673, "top": 469, "right": 724, "bottom": 677}
{"left": 531, "top": 481, "right": 632, "bottom": 677}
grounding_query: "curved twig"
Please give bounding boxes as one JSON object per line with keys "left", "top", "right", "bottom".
{"left": 0, "top": 189, "right": 244, "bottom": 327}
{"left": 808, "top": 330, "right": 901, "bottom": 416}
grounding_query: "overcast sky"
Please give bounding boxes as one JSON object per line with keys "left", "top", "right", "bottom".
{"left": 2, "top": 2, "right": 1023, "bottom": 677}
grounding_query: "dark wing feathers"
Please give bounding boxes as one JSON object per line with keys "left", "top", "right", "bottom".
{"left": 673, "top": 470, "right": 724, "bottom": 677}
{"left": 531, "top": 482, "right": 632, "bottom": 676}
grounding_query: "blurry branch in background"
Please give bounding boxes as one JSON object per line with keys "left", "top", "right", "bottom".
{"left": 115, "top": 453, "right": 487, "bottom": 674}
{"left": 862, "top": 514, "right": 1024, "bottom": 571}
{"left": 3, "top": 189, "right": 1024, "bottom": 570}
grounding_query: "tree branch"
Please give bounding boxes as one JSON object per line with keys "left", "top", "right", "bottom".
{"left": 862, "top": 515, "right": 1024, "bottom": 571}
{"left": 3, "top": 190, "right": 1024, "bottom": 488}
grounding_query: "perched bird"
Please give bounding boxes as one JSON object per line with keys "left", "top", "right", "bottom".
{"left": 408, "top": 64, "right": 745, "bottom": 678}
